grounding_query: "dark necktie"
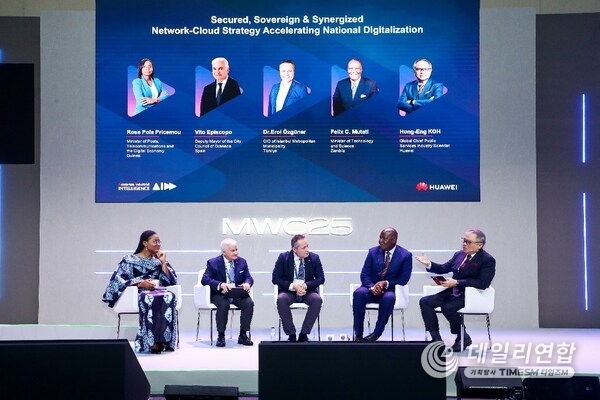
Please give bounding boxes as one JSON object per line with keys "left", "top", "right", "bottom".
{"left": 297, "top": 258, "right": 305, "bottom": 281}
{"left": 295, "top": 259, "right": 305, "bottom": 302}
{"left": 452, "top": 255, "right": 471, "bottom": 296}
{"left": 458, "top": 254, "right": 471, "bottom": 272}
{"left": 380, "top": 251, "right": 391, "bottom": 278}
{"left": 216, "top": 82, "right": 223, "bottom": 105}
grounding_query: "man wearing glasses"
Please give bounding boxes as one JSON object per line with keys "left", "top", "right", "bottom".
{"left": 415, "top": 229, "right": 496, "bottom": 352}
{"left": 397, "top": 58, "right": 444, "bottom": 115}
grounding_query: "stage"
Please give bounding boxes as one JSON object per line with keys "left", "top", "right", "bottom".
{"left": 0, "top": 325, "right": 598, "bottom": 397}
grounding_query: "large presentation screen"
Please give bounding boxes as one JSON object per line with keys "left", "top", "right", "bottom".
{"left": 96, "top": 0, "right": 480, "bottom": 202}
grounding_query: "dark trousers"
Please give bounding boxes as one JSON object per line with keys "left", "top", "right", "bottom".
{"left": 211, "top": 294, "right": 254, "bottom": 334}
{"left": 276, "top": 291, "right": 322, "bottom": 335}
{"left": 419, "top": 290, "right": 465, "bottom": 335}
{"left": 352, "top": 286, "right": 395, "bottom": 337}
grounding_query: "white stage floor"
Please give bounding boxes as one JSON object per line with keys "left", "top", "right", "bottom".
{"left": 1, "top": 325, "right": 598, "bottom": 397}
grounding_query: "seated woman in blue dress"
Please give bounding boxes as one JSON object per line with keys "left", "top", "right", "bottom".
{"left": 102, "top": 230, "right": 178, "bottom": 354}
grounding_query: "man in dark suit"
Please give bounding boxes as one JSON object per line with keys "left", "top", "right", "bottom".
{"left": 268, "top": 59, "right": 309, "bottom": 116}
{"left": 201, "top": 238, "right": 254, "bottom": 347}
{"left": 332, "top": 58, "right": 379, "bottom": 116}
{"left": 200, "top": 57, "right": 241, "bottom": 116}
{"left": 272, "top": 234, "right": 325, "bottom": 342}
{"left": 397, "top": 58, "right": 444, "bottom": 115}
{"left": 416, "top": 229, "right": 496, "bottom": 352}
{"left": 352, "top": 227, "right": 412, "bottom": 342}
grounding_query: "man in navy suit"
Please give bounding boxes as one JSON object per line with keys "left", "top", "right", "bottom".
{"left": 201, "top": 238, "right": 254, "bottom": 347}
{"left": 268, "top": 60, "right": 309, "bottom": 116}
{"left": 332, "top": 58, "right": 379, "bottom": 116}
{"left": 416, "top": 229, "right": 496, "bottom": 352}
{"left": 200, "top": 57, "right": 241, "bottom": 116}
{"left": 272, "top": 234, "right": 325, "bottom": 342}
{"left": 353, "top": 227, "right": 412, "bottom": 342}
{"left": 397, "top": 58, "right": 444, "bottom": 115}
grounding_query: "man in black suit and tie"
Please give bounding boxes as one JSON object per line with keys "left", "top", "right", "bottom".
{"left": 416, "top": 229, "right": 496, "bottom": 352}
{"left": 352, "top": 227, "right": 412, "bottom": 342}
{"left": 201, "top": 238, "right": 254, "bottom": 347}
{"left": 200, "top": 57, "right": 241, "bottom": 116}
{"left": 272, "top": 234, "right": 325, "bottom": 342}
{"left": 332, "top": 58, "right": 378, "bottom": 116}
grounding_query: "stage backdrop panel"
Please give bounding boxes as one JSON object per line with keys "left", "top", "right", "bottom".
{"left": 537, "top": 12, "right": 600, "bottom": 328}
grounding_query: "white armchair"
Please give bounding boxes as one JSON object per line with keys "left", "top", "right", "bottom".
{"left": 112, "top": 286, "right": 138, "bottom": 339}
{"left": 422, "top": 284, "right": 495, "bottom": 349}
{"left": 458, "top": 286, "right": 495, "bottom": 349}
{"left": 350, "top": 283, "right": 409, "bottom": 341}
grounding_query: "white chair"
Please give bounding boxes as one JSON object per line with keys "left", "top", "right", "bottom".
{"left": 349, "top": 283, "right": 409, "bottom": 341}
{"left": 273, "top": 284, "right": 323, "bottom": 341}
{"left": 112, "top": 285, "right": 138, "bottom": 339}
{"left": 112, "top": 284, "right": 182, "bottom": 347}
{"left": 422, "top": 284, "right": 495, "bottom": 349}
{"left": 193, "top": 269, "right": 252, "bottom": 345}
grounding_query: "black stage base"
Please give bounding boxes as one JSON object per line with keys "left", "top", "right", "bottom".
{"left": 522, "top": 375, "right": 600, "bottom": 400}
{"left": 259, "top": 341, "right": 446, "bottom": 400}
{"left": 164, "top": 384, "right": 239, "bottom": 400}
{"left": 0, "top": 339, "right": 149, "bottom": 400}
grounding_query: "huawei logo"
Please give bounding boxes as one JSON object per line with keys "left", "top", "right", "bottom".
{"left": 416, "top": 182, "right": 429, "bottom": 191}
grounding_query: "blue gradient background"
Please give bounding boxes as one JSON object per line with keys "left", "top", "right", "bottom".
{"left": 96, "top": 0, "right": 480, "bottom": 202}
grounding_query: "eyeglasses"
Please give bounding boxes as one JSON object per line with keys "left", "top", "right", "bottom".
{"left": 462, "top": 238, "right": 482, "bottom": 245}
{"left": 414, "top": 67, "right": 432, "bottom": 72}
{"left": 149, "top": 240, "right": 162, "bottom": 245}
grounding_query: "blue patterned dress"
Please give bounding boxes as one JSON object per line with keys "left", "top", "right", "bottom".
{"left": 102, "top": 254, "right": 178, "bottom": 352}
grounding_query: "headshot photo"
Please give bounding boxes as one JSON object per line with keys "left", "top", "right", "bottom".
{"left": 397, "top": 58, "right": 445, "bottom": 116}
{"left": 267, "top": 59, "right": 309, "bottom": 116}
{"left": 131, "top": 58, "right": 171, "bottom": 116}
{"left": 199, "top": 57, "right": 241, "bottom": 116}
{"left": 332, "top": 58, "right": 379, "bottom": 116}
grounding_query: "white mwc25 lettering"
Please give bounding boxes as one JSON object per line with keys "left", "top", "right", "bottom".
{"left": 222, "top": 217, "right": 353, "bottom": 236}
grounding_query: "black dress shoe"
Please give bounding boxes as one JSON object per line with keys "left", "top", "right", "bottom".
{"left": 354, "top": 335, "right": 363, "bottom": 342}
{"left": 451, "top": 333, "right": 472, "bottom": 352}
{"left": 150, "top": 343, "right": 163, "bottom": 354}
{"left": 216, "top": 336, "right": 226, "bottom": 347}
{"left": 287, "top": 334, "right": 297, "bottom": 342}
{"left": 362, "top": 333, "right": 381, "bottom": 343}
{"left": 238, "top": 334, "right": 254, "bottom": 346}
{"left": 297, "top": 333, "right": 309, "bottom": 342}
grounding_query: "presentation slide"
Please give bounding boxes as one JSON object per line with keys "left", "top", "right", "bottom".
{"left": 96, "top": 0, "right": 480, "bottom": 202}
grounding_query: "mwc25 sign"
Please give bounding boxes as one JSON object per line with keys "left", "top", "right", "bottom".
{"left": 222, "top": 217, "right": 353, "bottom": 236}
